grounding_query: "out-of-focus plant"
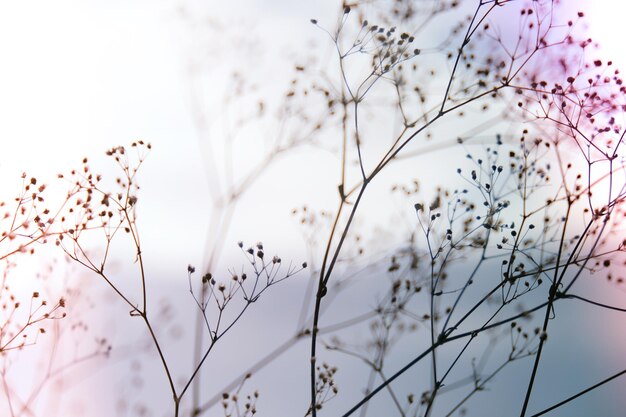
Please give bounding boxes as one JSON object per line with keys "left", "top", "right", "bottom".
{"left": 0, "top": 176, "right": 86, "bottom": 416}
{"left": 0, "top": 176, "right": 65, "bottom": 353}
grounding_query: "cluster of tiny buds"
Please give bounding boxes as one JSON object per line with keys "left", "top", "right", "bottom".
{"left": 105, "top": 141, "right": 152, "bottom": 156}
{"left": 510, "top": 321, "right": 547, "bottom": 342}
{"left": 237, "top": 241, "right": 307, "bottom": 268}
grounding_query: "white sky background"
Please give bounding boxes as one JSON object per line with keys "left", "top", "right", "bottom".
{"left": 1, "top": 1, "right": 626, "bottom": 416}
{"left": 0, "top": 0, "right": 622, "bottom": 267}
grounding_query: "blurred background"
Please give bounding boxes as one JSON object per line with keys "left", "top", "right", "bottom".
{"left": 0, "top": 1, "right": 625, "bottom": 416}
